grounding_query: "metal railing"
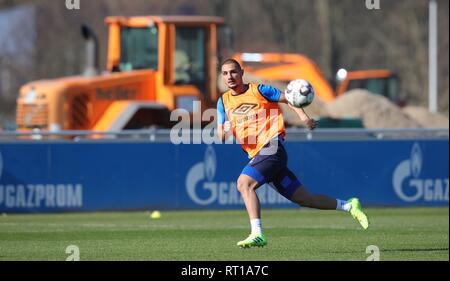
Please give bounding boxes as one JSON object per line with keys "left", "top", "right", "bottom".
{"left": 0, "top": 128, "right": 448, "bottom": 142}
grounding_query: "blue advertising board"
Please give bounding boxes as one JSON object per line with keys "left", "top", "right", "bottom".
{"left": 0, "top": 139, "right": 448, "bottom": 212}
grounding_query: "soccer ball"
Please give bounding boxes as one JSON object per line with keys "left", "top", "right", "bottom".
{"left": 284, "top": 79, "right": 315, "bottom": 108}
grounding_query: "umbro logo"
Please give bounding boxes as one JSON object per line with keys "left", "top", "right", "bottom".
{"left": 232, "top": 103, "right": 257, "bottom": 115}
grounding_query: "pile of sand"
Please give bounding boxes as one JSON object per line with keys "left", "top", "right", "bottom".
{"left": 402, "top": 106, "right": 449, "bottom": 129}
{"left": 325, "top": 89, "right": 421, "bottom": 128}
{"left": 282, "top": 89, "right": 426, "bottom": 128}
{"left": 325, "top": 89, "right": 449, "bottom": 129}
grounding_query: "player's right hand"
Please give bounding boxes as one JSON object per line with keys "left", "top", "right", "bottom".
{"left": 305, "top": 118, "right": 318, "bottom": 130}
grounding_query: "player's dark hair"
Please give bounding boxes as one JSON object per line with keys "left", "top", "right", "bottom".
{"left": 220, "top": 58, "right": 242, "bottom": 70}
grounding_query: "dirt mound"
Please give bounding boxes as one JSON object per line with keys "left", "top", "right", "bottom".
{"left": 402, "top": 106, "right": 449, "bottom": 128}
{"left": 325, "top": 89, "right": 421, "bottom": 128}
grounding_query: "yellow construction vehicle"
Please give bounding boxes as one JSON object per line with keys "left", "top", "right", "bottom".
{"left": 233, "top": 52, "right": 399, "bottom": 103}
{"left": 15, "top": 15, "right": 399, "bottom": 132}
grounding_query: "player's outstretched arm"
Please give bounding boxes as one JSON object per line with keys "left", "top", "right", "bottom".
{"left": 278, "top": 93, "right": 318, "bottom": 130}
{"left": 278, "top": 92, "right": 289, "bottom": 104}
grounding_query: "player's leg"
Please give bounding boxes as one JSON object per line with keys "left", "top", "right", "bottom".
{"left": 271, "top": 169, "right": 370, "bottom": 229}
{"left": 290, "top": 185, "right": 338, "bottom": 210}
{"left": 236, "top": 173, "right": 261, "bottom": 225}
{"left": 235, "top": 141, "right": 286, "bottom": 248}
{"left": 290, "top": 184, "right": 369, "bottom": 229}
{"left": 235, "top": 173, "right": 268, "bottom": 248}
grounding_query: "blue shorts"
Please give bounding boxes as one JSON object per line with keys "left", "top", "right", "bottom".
{"left": 241, "top": 140, "right": 302, "bottom": 200}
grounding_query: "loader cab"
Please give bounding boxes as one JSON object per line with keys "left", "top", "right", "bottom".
{"left": 119, "top": 25, "right": 159, "bottom": 71}
{"left": 105, "top": 16, "right": 226, "bottom": 115}
{"left": 335, "top": 69, "right": 403, "bottom": 106}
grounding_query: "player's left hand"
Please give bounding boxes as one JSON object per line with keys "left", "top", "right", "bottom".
{"left": 305, "top": 118, "right": 318, "bottom": 130}
{"left": 223, "top": 120, "right": 232, "bottom": 132}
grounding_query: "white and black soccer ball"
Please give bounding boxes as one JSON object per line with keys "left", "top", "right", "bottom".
{"left": 284, "top": 79, "right": 315, "bottom": 108}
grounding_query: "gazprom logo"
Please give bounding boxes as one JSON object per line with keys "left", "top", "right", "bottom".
{"left": 185, "top": 146, "right": 290, "bottom": 206}
{"left": 186, "top": 146, "right": 219, "bottom": 205}
{"left": 0, "top": 149, "right": 83, "bottom": 209}
{"left": 393, "top": 143, "right": 448, "bottom": 202}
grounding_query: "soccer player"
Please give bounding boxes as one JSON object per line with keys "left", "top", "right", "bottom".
{"left": 217, "top": 59, "right": 370, "bottom": 248}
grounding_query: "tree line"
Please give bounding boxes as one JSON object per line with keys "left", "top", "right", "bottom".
{"left": 0, "top": 0, "right": 448, "bottom": 127}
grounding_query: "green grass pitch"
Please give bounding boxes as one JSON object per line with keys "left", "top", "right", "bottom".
{"left": 0, "top": 207, "right": 448, "bottom": 261}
